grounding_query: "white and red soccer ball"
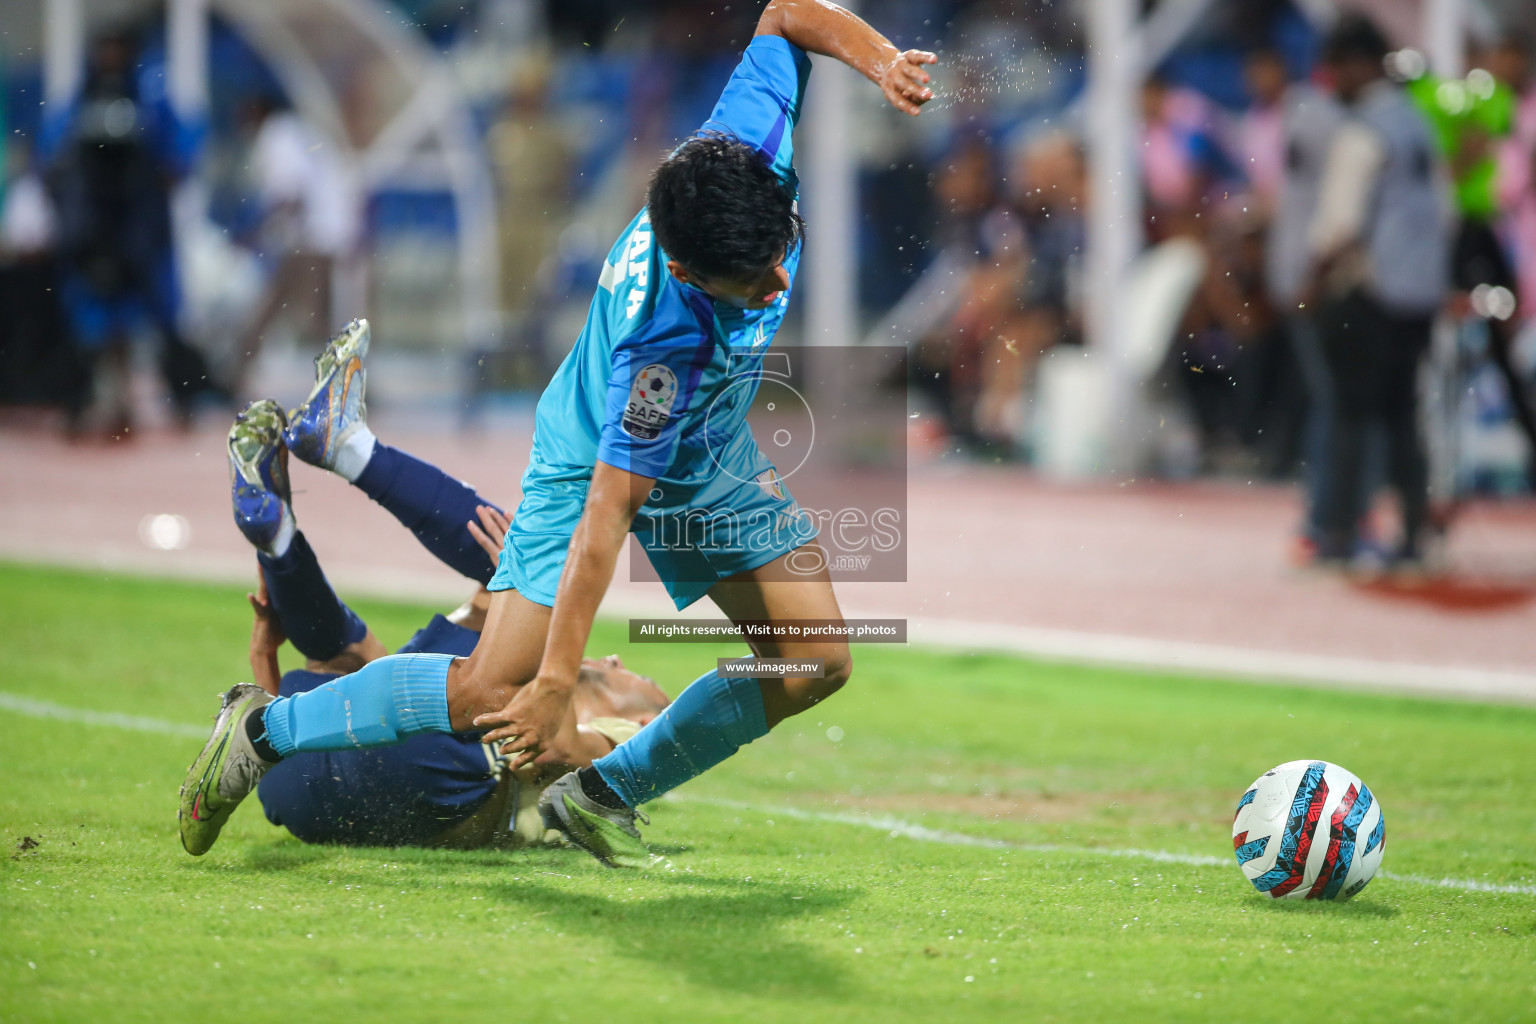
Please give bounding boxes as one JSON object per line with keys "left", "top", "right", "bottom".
{"left": 1232, "top": 760, "right": 1386, "bottom": 900}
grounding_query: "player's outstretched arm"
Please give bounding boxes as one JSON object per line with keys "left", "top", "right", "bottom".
{"left": 473, "top": 461, "right": 655, "bottom": 768}
{"left": 754, "top": 0, "right": 936, "bottom": 115}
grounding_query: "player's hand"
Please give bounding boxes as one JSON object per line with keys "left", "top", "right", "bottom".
{"left": 247, "top": 576, "right": 285, "bottom": 695}
{"left": 472, "top": 673, "right": 578, "bottom": 770}
{"left": 468, "top": 504, "right": 511, "bottom": 567}
{"left": 247, "top": 577, "right": 285, "bottom": 656}
{"left": 881, "top": 49, "right": 937, "bottom": 116}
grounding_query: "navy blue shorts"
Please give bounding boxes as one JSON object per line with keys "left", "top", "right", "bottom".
{"left": 257, "top": 616, "right": 498, "bottom": 846}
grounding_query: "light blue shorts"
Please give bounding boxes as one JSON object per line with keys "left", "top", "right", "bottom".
{"left": 489, "top": 449, "right": 819, "bottom": 610}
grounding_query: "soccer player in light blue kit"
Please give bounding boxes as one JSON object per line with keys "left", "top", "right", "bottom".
{"left": 180, "top": 0, "right": 936, "bottom": 867}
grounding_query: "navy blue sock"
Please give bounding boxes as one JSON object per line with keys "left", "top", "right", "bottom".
{"left": 352, "top": 442, "right": 503, "bottom": 584}
{"left": 258, "top": 530, "right": 368, "bottom": 662}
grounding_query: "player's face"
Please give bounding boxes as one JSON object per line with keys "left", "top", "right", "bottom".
{"left": 1244, "top": 53, "right": 1287, "bottom": 106}
{"left": 579, "top": 655, "right": 670, "bottom": 725}
{"left": 1328, "top": 55, "right": 1379, "bottom": 101}
{"left": 670, "top": 259, "right": 790, "bottom": 310}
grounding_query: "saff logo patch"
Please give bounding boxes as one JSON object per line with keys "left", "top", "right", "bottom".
{"left": 622, "top": 364, "right": 678, "bottom": 440}
{"left": 755, "top": 468, "right": 785, "bottom": 500}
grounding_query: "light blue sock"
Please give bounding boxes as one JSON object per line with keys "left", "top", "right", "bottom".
{"left": 261, "top": 653, "right": 455, "bottom": 755}
{"left": 592, "top": 669, "right": 768, "bottom": 807}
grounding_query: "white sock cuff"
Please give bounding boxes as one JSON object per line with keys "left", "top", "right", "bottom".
{"left": 264, "top": 511, "right": 297, "bottom": 559}
{"left": 333, "top": 427, "right": 377, "bottom": 483}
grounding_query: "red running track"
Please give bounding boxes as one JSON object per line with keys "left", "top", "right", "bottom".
{"left": 3, "top": 418, "right": 1534, "bottom": 702}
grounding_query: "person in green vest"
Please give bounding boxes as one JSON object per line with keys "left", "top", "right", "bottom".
{"left": 1402, "top": 43, "right": 1535, "bottom": 482}
{"left": 1405, "top": 55, "right": 1513, "bottom": 225}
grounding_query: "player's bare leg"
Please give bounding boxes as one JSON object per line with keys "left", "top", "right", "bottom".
{"left": 706, "top": 542, "right": 852, "bottom": 727}
{"left": 442, "top": 588, "right": 550, "bottom": 728}
{"left": 539, "top": 542, "right": 852, "bottom": 867}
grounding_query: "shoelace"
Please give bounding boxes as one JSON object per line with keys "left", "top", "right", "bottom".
{"left": 217, "top": 746, "right": 269, "bottom": 800}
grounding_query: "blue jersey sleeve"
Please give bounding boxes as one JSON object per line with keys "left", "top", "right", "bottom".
{"left": 595, "top": 285, "right": 717, "bottom": 479}
{"left": 699, "top": 34, "right": 812, "bottom": 184}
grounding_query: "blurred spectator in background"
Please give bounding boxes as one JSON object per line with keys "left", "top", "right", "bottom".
{"left": 1140, "top": 73, "right": 1238, "bottom": 237}
{"left": 903, "top": 128, "right": 1088, "bottom": 456}
{"left": 1163, "top": 48, "right": 1305, "bottom": 476}
{"left": 43, "top": 30, "right": 222, "bottom": 437}
{"left": 1222, "top": 49, "right": 1308, "bottom": 478}
{"left": 979, "top": 130, "right": 1086, "bottom": 445}
{"left": 1304, "top": 14, "right": 1449, "bottom": 568}
{"left": 0, "top": 147, "right": 57, "bottom": 257}
{"left": 487, "top": 54, "right": 572, "bottom": 379}
{"left": 229, "top": 94, "right": 363, "bottom": 397}
{"left": 1178, "top": 206, "right": 1285, "bottom": 472}
{"left": 489, "top": 57, "right": 570, "bottom": 313}
{"left": 910, "top": 136, "right": 1026, "bottom": 452}
{"left": 1492, "top": 34, "right": 1536, "bottom": 365}
{"left": 1143, "top": 59, "right": 1278, "bottom": 472}
{"left": 1403, "top": 34, "right": 1536, "bottom": 482}
{"left": 0, "top": 141, "right": 84, "bottom": 416}
{"left": 1143, "top": 67, "right": 1271, "bottom": 471}
{"left": 11, "top": 0, "right": 1529, "bottom": 503}
{"left": 1237, "top": 48, "right": 1290, "bottom": 214}
{"left": 1267, "top": 61, "right": 1345, "bottom": 554}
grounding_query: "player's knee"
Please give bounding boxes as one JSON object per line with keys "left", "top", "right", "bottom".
{"left": 824, "top": 646, "right": 853, "bottom": 692}
{"left": 449, "top": 653, "right": 521, "bottom": 716}
{"left": 805, "top": 645, "right": 852, "bottom": 706}
{"left": 762, "top": 647, "right": 852, "bottom": 726}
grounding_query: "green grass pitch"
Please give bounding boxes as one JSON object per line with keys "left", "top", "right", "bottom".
{"left": 1, "top": 562, "right": 1533, "bottom": 1022}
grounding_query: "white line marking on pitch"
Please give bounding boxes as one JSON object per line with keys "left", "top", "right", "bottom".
{"left": 594, "top": 593, "right": 1536, "bottom": 705}
{"left": 2, "top": 692, "right": 1531, "bottom": 897}
{"left": 667, "top": 795, "right": 1536, "bottom": 897}
{"left": 0, "top": 692, "right": 208, "bottom": 738}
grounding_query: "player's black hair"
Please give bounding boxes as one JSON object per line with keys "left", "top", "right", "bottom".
{"left": 647, "top": 132, "right": 803, "bottom": 283}
{"left": 1322, "top": 13, "right": 1390, "bottom": 65}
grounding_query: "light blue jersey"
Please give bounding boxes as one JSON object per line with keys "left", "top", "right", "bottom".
{"left": 491, "top": 35, "right": 820, "bottom": 609}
